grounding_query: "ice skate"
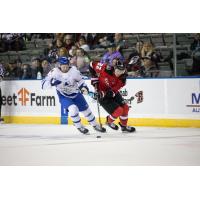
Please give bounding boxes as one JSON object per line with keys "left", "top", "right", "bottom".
{"left": 93, "top": 124, "right": 106, "bottom": 133}
{"left": 78, "top": 126, "right": 89, "bottom": 134}
{"left": 106, "top": 116, "right": 119, "bottom": 130}
{"left": 0, "top": 118, "right": 4, "bottom": 124}
{"left": 119, "top": 122, "right": 136, "bottom": 133}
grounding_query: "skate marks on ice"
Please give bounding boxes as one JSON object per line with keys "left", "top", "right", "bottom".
{"left": 0, "top": 124, "right": 137, "bottom": 148}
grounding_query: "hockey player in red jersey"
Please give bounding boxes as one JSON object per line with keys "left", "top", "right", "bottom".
{"left": 89, "top": 59, "right": 135, "bottom": 132}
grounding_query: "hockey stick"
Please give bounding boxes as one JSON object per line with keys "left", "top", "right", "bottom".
{"left": 94, "top": 85, "right": 103, "bottom": 129}
{"left": 96, "top": 92, "right": 103, "bottom": 129}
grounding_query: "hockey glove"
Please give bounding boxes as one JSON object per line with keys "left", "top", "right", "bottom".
{"left": 93, "top": 91, "right": 105, "bottom": 100}
{"left": 50, "top": 78, "right": 62, "bottom": 86}
{"left": 91, "top": 77, "right": 99, "bottom": 88}
{"left": 105, "top": 89, "right": 115, "bottom": 98}
{"left": 80, "top": 86, "right": 89, "bottom": 95}
{"left": 96, "top": 90, "right": 115, "bottom": 99}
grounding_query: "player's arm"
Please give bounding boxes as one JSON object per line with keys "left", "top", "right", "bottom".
{"left": 41, "top": 69, "right": 62, "bottom": 90}
{"left": 89, "top": 61, "right": 99, "bottom": 88}
{"left": 89, "top": 61, "right": 105, "bottom": 88}
{"left": 74, "top": 69, "right": 89, "bottom": 94}
{"left": 110, "top": 73, "right": 127, "bottom": 93}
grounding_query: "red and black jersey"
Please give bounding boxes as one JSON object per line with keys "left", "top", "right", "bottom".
{"left": 89, "top": 61, "right": 127, "bottom": 94}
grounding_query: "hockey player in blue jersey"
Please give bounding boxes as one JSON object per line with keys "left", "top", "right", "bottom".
{"left": 42, "top": 56, "right": 106, "bottom": 134}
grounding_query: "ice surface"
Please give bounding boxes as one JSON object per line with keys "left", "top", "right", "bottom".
{"left": 0, "top": 124, "right": 200, "bottom": 165}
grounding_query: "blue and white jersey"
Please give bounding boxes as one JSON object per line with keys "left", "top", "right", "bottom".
{"left": 42, "top": 66, "right": 86, "bottom": 98}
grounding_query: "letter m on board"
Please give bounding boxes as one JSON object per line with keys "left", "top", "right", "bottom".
{"left": 192, "top": 93, "right": 200, "bottom": 104}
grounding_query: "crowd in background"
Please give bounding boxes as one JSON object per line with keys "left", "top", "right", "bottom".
{"left": 0, "top": 33, "right": 200, "bottom": 80}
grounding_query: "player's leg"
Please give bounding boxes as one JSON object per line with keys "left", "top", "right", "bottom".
{"left": 74, "top": 93, "right": 106, "bottom": 133}
{"left": 68, "top": 104, "right": 89, "bottom": 134}
{"left": 58, "top": 93, "right": 89, "bottom": 134}
{"left": 119, "top": 104, "right": 136, "bottom": 132}
{"left": 115, "top": 92, "right": 136, "bottom": 132}
{"left": 99, "top": 97, "right": 122, "bottom": 130}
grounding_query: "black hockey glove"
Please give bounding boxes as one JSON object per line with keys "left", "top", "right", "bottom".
{"left": 80, "top": 86, "right": 89, "bottom": 94}
{"left": 91, "top": 77, "right": 99, "bottom": 88}
{"left": 94, "top": 89, "right": 115, "bottom": 100}
{"left": 105, "top": 89, "right": 115, "bottom": 98}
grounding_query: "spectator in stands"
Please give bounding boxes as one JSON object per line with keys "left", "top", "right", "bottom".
{"left": 16, "top": 58, "right": 22, "bottom": 70}
{"left": 98, "top": 36, "right": 112, "bottom": 49}
{"left": 58, "top": 47, "right": 68, "bottom": 58}
{"left": 127, "top": 41, "right": 144, "bottom": 63}
{"left": 63, "top": 34, "right": 75, "bottom": 52}
{"left": 141, "top": 42, "right": 162, "bottom": 77}
{"left": 188, "top": 33, "right": 200, "bottom": 75}
{"left": 190, "top": 33, "right": 200, "bottom": 51}
{"left": 30, "top": 57, "right": 43, "bottom": 79}
{"left": 71, "top": 48, "right": 90, "bottom": 75}
{"left": 46, "top": 39, "right": 63, "bottom": 63}
{"left": 76, "top": 36, "right": 90, "bottom": 52}
{"left": 69, "top": 45, "right": 78, "bottom": 57}
{"left": 44, "top": 40, "right": 53, "bottom": 56}
{"left": 2, "top": 34, "right": 14, "bottom": 51}
{"left": 41, "top": 59, "right": 53, "bottom": 77}
{"left": 12, "top": 34, "right": 26, "bottom": 51}
{"left": 55, "top": 33, "right": 65, "bottom": 41}
{"left": 24, "top": 33, "right": 32, "bottom": 41}
{"left": 7, "top": 60, "right": 21, "bottom": 79}
{"left": 19, "top": 64, "right": 32, "bottom": 80}
{"left": 135, "top": 41, "right": 144, "bottom": 55}
{"left": 2, "top": 34, "right": 25, "bottom": 51}
{"left": 81, "top": 33, "right": 101, "bottom": 50}
{"left": 38, "top": 33, "right": 54, "bottom": 40}
{"left": 126, "top": 42, "right": 145, "bottom": 77}
{"left": 114, "top": 33, "right": 127, "bottom": 55}
{"left": 55, "top": 39, "right": 63, "bottom": 49}
{"left": 1, "top": 62, "right": 9, "bottom": 79}
{"left": 100, "top": 43, "right": 124, "bottom": 65}
{"left": 101, "top": 33, "right": 115, "bottom": 43}
{"left": 0, "top": 38, "right": 6, "bottom": 52}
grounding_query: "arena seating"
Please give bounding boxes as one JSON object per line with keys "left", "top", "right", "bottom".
{"left": 0, "top": 33, "right": 196, "bottom": 77}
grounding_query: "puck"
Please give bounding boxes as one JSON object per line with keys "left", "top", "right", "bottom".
{"left": 96, "top": 135, "right": 101, "bottom": 138}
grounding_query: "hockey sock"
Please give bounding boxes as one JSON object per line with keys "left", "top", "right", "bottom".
{"left": 82, "top": 107, "right": 97, "bottom": 126}
{"left": 68, "top": 105, "right": 82, "bottom": 129}
{"left": 119, "top": 104, "right": 129, "bottom": 126}
{"left": 108, "top": 106, "right": 123, "bottom": 123}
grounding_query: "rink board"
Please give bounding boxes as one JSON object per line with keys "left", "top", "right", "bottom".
{"left": 1, "top": 78, "right": 200, "bottom": 127}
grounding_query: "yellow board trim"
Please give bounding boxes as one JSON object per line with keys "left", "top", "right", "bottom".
{"left": 3, "top": 116, "right": 200, "bottom": 128}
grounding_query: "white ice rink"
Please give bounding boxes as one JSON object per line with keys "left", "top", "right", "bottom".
{"left": 0, "top": 124, "right": 200, "bottom": 165}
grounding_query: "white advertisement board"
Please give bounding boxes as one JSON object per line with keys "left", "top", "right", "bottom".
{"left": 1, "top": 78, "right": 200, "bottom": 121}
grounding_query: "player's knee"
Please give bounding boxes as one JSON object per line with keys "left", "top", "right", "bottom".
{"left": 68, "top": 105, "right": 79, "bottom": 117}
{"left": 82, "top": 107, "right": 91, "bottom": 116}
{"left": 112, "top": 106, "right": 123, "bottom": 118}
